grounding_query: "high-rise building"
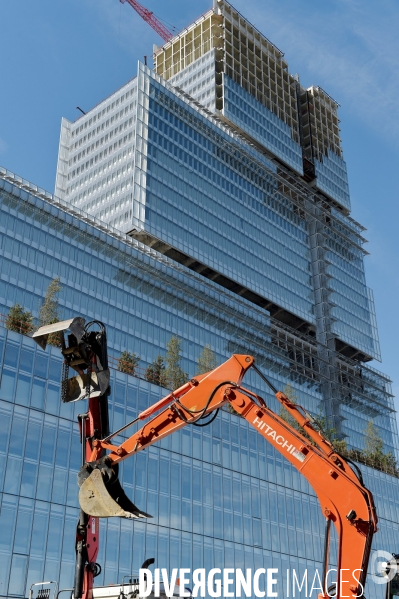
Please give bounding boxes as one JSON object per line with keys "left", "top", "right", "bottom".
{"left": 55, "top": 1, "right": 382, "bottom": 437}
{"left": 0, "top": 1, "right": 398, "bottom": 597}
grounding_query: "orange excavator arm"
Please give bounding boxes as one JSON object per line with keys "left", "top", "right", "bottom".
{"left": 79, "top": 354, "right": 377, "bottom": 599}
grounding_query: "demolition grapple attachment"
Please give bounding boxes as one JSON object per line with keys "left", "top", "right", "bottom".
{"left": 33, "top": 317, "right": 110, "bottom": 404}
{"left": 78, "top": 459, "right": 151, "bottom": 519}
{"left": 33, "top": 317, "right": 149, "bottom": 520}
{"left": 32, "top": 317, "right": 86, "bottom": 351}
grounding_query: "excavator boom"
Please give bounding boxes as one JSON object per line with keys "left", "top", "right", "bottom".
{"left": 33, "top": 318, "right": 378, "bottom": 599}
{"left": 80, "top": 354, "right": 377, "bottom": 599}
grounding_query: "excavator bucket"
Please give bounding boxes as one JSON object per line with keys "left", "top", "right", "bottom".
{"left": 64, "top": 371, "right": 107, "bottom": 403}
{"left": 79, "top": 469, "right": 152, "bottom": 519}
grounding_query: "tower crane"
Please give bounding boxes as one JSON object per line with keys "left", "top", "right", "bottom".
{"left": 119, "top": 0, "right": 174, "bottom": 43}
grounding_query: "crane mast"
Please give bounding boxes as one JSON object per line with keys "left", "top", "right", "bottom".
{"left": 120, "top": 0, "right": 174, "bottom": 42}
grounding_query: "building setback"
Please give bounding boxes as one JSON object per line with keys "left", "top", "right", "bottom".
{"left": 0, "top": 0, "right": 398, "bottom": 597}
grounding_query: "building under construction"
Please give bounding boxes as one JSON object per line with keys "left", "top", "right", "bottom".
{"left": 55, "top": 0, "right": 382, "bottom": 434}
{"left": 0, "top": 0, "right": 398, "bottom": 597}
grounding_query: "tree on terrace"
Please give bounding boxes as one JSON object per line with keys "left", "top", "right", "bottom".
{"left": 145, "top": 355, "right": 166, "bottom": 387}
{"left": 164, "top": 336, "right": 188, "bottom": 390}
{"left": 5, "top": 304, "right": 35, "bottom": 335}
{"left": 37, "top": 277, "right": 62, "bottom": 346}
{"left": 196, "top": 344, "right": 218, "bottom": 375}
{"left": 118, "top": 351, "right": 140, "bottom": 375}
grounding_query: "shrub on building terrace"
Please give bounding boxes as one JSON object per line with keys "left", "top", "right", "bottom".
{"left": 5, "top": 304, "right": 35, "bottom": 335}
{"left": 117, "top": 351, "right": 140, "bottom": 376}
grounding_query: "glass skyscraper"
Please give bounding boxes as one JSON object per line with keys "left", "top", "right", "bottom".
{"left": 1, "top": 0, "right": 398, "bottom": 597}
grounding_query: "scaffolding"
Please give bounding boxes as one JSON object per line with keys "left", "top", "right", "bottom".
{"left": 219, "top": 0, "right": 300, "bottom": 143}
{"left": 154, "top": 0, "right": 345, "bottom": 169}
{"left": 300, "top": 85, "right": 342, "bottom": 162}
{"left": 154, "top": 11, "right": 223, "bottom": 80}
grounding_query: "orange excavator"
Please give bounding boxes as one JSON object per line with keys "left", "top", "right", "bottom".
{"left": 33, "top": 318, "right": 378, "bottom": 599}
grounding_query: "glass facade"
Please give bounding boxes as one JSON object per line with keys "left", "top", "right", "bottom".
{"left": 223, "top": 75, "right": 304, "bottom": 174}
{"left": 325, "top": 209, "right": 381, "bottom": 360}
{"left": 141, "top": 69, "right": 312, "bottom": 324}
{"left": 132, "top": 65, "right": 380, "bottom": 361}
{"left": 0, "top": 323, "right": 398, "bottom": 599}
{"left": 314, "top": 150, "right": 351, "bottom": 212}
{"left": 54, "top": 48, "right": 379, "bottom": 362}
{"left": 55, "top": 77, "right": 139, "bottom": 230}
{"left": 169, "top": 49, "right": 217, "bottom": 114}
{"left": 0, "top": 170, "right": 398, "bottom": 598}
{"left": 55, "top": 58, "right": 379, "bottom": 361}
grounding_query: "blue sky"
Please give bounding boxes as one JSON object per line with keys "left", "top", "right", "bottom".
{"left": 1, "top": 0, "right": 399, "bottom": 408}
